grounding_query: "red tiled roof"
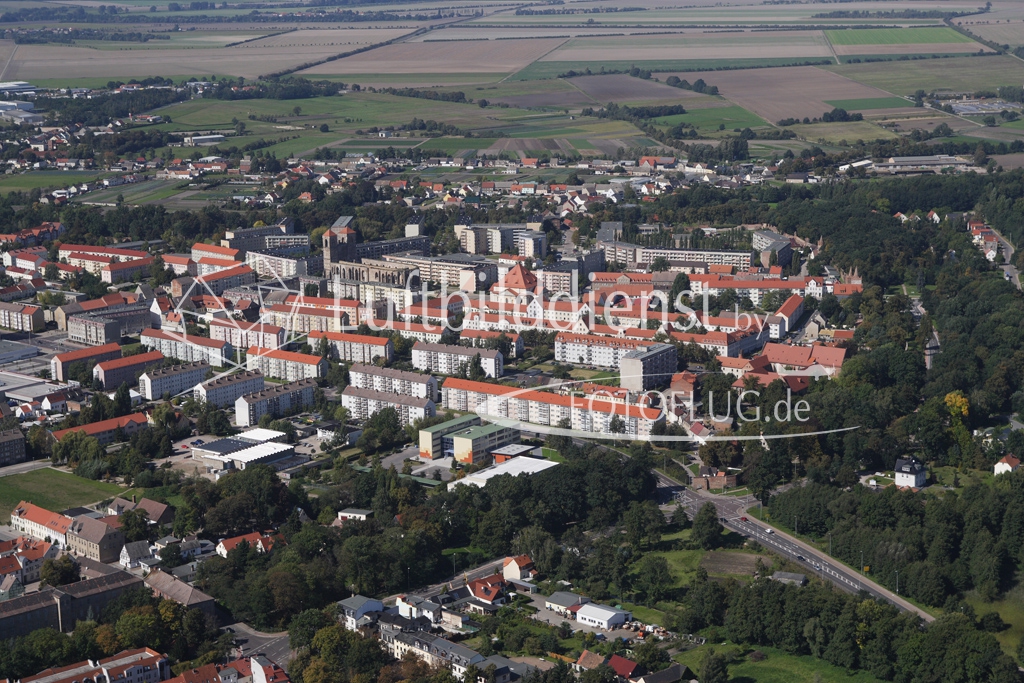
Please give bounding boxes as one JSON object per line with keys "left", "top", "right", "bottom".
{"left": 142, "top": 329, "right": 228, "bottom": 349}
{"left": 95, "top": 350, "right": 163, "bottom": 372}
{"left": 775, "top": 294, "right": 803, "bottom": 319}
{"left": 11, "top": 502, "right": 72, "bottom": 535}
{"left": 247, "top": 347, "right": 325, "bottom": 365}
{"left": 53, "top": 342, "right": 122, "bottom": 364}
{"left": 197, "top": 264, "right": 252, "bottom": 283}
{"left": 307, "top": 330, "right": 391, "bottom": 346}
{"left": 191, "top": 243, "right": 239, "bottom": 258}
{"left": 52, "top": 413, "right": 148, "bottom": 441}
{"left": 607, "top": 655, "right": 639, "bottom": 678}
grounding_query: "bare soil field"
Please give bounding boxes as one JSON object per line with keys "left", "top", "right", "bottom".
{"left": 991, "top": 153, "right": 1024, "bottom": 170}
{"left": 479, "top": 138, "right": 575, "bottom": 154}
{"left": 542, "top": 31, "right": 832, "bottom": 62}
{"left": 409, "top": 26, "right": 680, "bottom": 40}
{"left": 491, "top": 90, "right": 597, "bottom": 108}
{"left": 300, "top": 38, "right": 565, "bottom": 75}
{"left": 955, "top": 21, "right": 1024, "bottom": 46}
{"left": 824, "top": 55, "right": 1024, "bottom": 94}
{"left": 701, "top": 551, "right": 761, "bottom": 576}
{"left": 833, "top": 42, "right": 993, "bottom": 55}
{"left": 238, "top": 27, "right": 408, "bottom": 49}
{"left": 663, "top": 65, "right": 897, "bottom": 122}
{"left": 569, "top": 74, "right": 703, "bottom": 102}
{"left": 1, "top": 28, "right": 412, "bottom": 79}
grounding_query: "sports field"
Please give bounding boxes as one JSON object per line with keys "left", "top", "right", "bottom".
{"left": 0, "top": 468, "right": 131, "bottom": 518}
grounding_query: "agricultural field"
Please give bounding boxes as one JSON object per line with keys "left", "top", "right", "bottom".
{"left": 825, "top": 96, "right": 913, "bottom": 110}
{"left": 663, "top": 65, "right": 900, "bottom": 123}
{"left": 539, "top": 31, "right": 833, "bottom": 63}
{"left": 956, "top": 21, "right": 1024, "bottom": 46}
{"left": 787, "top": 119, "right": 898, "bottom": 144}
{"left": 825, "top": 26, "right": 979, "bottom": 54}
{"left": 652, "top": 104, "right": 770, "bottom": 136}
{"left": 299, "top": 38, "right": 564, "bottom": 76}
{"left": 0, "top": 171, "right": 107, "bottom": 194}
{"left": 0, "top": 468, "right": 130, "bottom": 519}
{"left": 0, "top": 27, "right": 413, "bottom": 81}
{"left": 825, "top": 55, "right": 1024, "bottom": 94}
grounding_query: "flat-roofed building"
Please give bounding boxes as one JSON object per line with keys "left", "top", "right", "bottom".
{"left": 245, "top": 347, "right": 327, "bottom": 381}
{"left": 235, "top": 378, "right": 317, "bottom": 427}
{"left": 92, "top": 350, "right": 164, "bottom": 389}
{"left": 51, "top": 342, "right": 122, "bottom": 382}
{"left": 0, "top": 430, "right": 26, "bottom": 466}
{"left": 418, "top": 414, "right": 481, "bottom": 460}
{"left": 140, "top": 329, "right": 231, "bottom": 367}
{"left": 139, "top": 361, "right": 209, "bottom": 400}
{"left": 195, "top": 370, "right": 264, "bottom": 407}
{"left": 444, "top": 423, "right": 519, "bottom": 464}
{"left": 619, "top": 343, "right": 677, "bottom": 391}
{"left": 349, "top": 364, "right": 437, "bottom": 401}
{"left": 341, "top": 386, "right": 435, "bottom": 426}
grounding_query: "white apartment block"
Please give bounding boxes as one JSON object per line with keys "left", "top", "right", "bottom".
{"left": 209, "top": 318, "right": 287, "bottom": 351}
{"left": 554, "top": 332, "right": 654, "bottom": 368}
{"left": 246, "top": 347, "right": 327, "bottom": 381}
{"left": 245, "top": 250, "right": 309, "bottom": 278}
{"left": 139, "top": 361, "right": 209, "bottom": 400}
{"left": 307, "top": 331, "right": 393, "bottom": 364}
{"left": 441, "top": 378, "right": 662, "bottom": 439}
{"left": 195, "top": 370, "right": 265, "bottom": 407}
{"left": 349, "top": 364, "right": 437, "bottom": 401}
{"left": 341, "top": 386, "right": 436, "bottom": 426}
{"left": 140, "top": 328, "right": 232, "bottom": 367}
{"left": 411, "top": 342, "right": 503, "bottom": 378}
{"left": 235, "top": 378, "right": 317, "bottom": 427}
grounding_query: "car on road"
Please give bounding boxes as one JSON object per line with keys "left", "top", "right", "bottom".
{"left": 797, "top": 555, "right": 805, "bottom": 562}
{"left": 740, "top": 516, "right": 748, "bottom": 521}
{"left": 765, "top": 528, "right": 774, "bottom": 534}
{"left": 813, "top": 563, "right": 822, "bottom": 570}
{"left": 719, "top": 517, "right": 728, "bottom": 523}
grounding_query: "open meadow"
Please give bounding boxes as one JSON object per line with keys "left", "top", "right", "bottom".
{"left": 0, "top": 468, "right": 131, "bottom": 519}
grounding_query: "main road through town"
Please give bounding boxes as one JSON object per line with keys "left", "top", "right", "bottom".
{"left": 654, "top": 469, "right": 934, "bottom": 622}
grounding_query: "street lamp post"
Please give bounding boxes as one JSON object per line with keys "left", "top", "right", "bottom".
{"left": 894, "top": 570, "right": 899, "bottom": 595}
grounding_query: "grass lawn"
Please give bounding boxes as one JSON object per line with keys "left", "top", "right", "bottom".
{"left": 541, "top": 447, "right": 566, "bottom": 463}
{"left": 932, "top": 465, "right": 994, "bottom": 489}
{"left": 825, "top": 27, "right": 974, "bottom": 46}
{"left": 965, "top": 586, "right": 1024, "bottom": 656}
{"left": 0, "top": 468, "right": 129, "bottom": 518}
{"left": 825, "top": 96, "right": 912, "bottom": 110}
{"left": 0, "top": 171, "right": 106, "bottom": 194}
{"left": 653, "top": 104, "right": 770, "bottom": 134}
{"left": 676, "top": 645, "right": 885, "bottom": 682}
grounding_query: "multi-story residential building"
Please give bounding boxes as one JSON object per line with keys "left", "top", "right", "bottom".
{"left": 245, "top": 249, "right": 310, "bottom": 278}
{"left": 459, "top": 329, "right": 524, "bottom": 359}
{"left": 195, "top": 370, "right": 264, "bottom": 407}
{"left": 0, "top": 302, "right": 43, "bottom": 333}
{"left": 262, "top": 304, "right": 347, "bottom": 334}
{"left": 58, "top": 244, "right": 148, "bottom": 262}
{"left": 555, "top": 333, "right": 676, "bottom": 381}
{"left": 618, "top": 343, "right": 678, "bottom": 391}
{"left": 92, "top": 350, "right": 164, "bottom": 389}
{"left": 599, "top": 241, "right": 753, "bottom": 270}
{"left": 51, "top": 413, "right": 150, "bottom": 446}
{"left": 19, "top": 649, "right": 169, "bottom": 683}
{"left": 172, "top": 264, "right": 255, "bottom": 299}
{"left": 190, "top": 242, "right": 240, "bottom": 263}
{"left": 101, "top": 257, "right": 154, "bottom": 284}
{"left": 246, "top": 347, "right": 327, "bottom": 381}
{"left": 196, "top": 257, "right": 241, "bottom": 277}
{"left": 10, "top": 502, "right": 73, "bottom": 547}
{"left": 0, "top": 430, "right": 26, "bottom": 466}
{"left": 341, "top": 386, "right": 436, "bottom": 427}
{"left": 356, "top": 235, "right": 431, "bottom": 261}
{"left": 307, "top": 330, "right": 393, "bottom": 364}
{"left": 209, "top": 318, "right": 287, "bottom": 351}
{"left": 66, "top": 516, "right": 124, "bottom": 564}
{"left": 379, "top": 632, "right": 484, "bottom": 678}
{"left": 687, "top": 274, "right": 821, "bottom": 307}
{"left": 139, "top": 361, "right": 209, "bottom": 400}
{"left": 368, "top": 319, "right": 444, "bottom": 345}
{"left": 349, "top": 364, "right": 437, "bottom": 401}
{"left": 235, "top": 378, "right": 316, "bottom": 427}
{"left": 140, "top": 329, "right": 232, "bottom": 367}
{"left": 377, "top": 253, "right": 497, "bottom": 291}
{"left": 161, "top": 254, "right": 197, "bottom": 276}
{"left": 751, "top": 230, "right": 793, "bottom": 267}
{"left": 51, "top": 342, "right": 122, "bottom": 382}
{"left": 66, "top": 303, "right": 151, "bottom": 346}
{"left": 412, "top": 342, "right": 503, "bottom": 378}
{"left": 441, "top": 378, "right": 664, "bottom": 439}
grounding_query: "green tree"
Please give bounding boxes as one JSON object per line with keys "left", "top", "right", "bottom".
{"left": 699, "top": 650, "right": 728, "bottom": 683}
{"left": 120, "top": 508, "right": 151, "bottom": 543}
{"left": 691, "top": 502, "right": 722, "bottom": 550}
{"left": 623, "top": 500, "right": 664, "bottom": 550}
{"left": 633, "top": 554, "right": 672, "bottom": 603}
{"left": 40, "top": 555, "right": 80, "bottom": 587}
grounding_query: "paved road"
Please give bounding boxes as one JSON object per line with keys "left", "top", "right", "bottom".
{"left": 0, "top": 460, "right": 50, "bottom": 478}
{"left": 671, "top": 484, "right": 934, "bottom": 622}
{"left": 385, "top": 556, "right": 506, "bottom": 604}
{"left": 989, "top": 227, "right": 1021, "bottom": 290}
{"left": 225, "top": 622, "right": 291, "bottom": 669}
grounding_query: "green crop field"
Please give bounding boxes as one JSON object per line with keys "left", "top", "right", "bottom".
{"left": 825, "top": 96, "right": 913, "bottom": 110}
{"left": 825, "top": 56, "right": 1024, "bottom": 94}
{"left": 825, "top": 27, "right": 974, "bottom": 46}
{"left": 788, "top": 119, "right": 897, "bottom": 143}
{"left": 653, "top": 104, "right": 769, "bottom": 134}
{"left": 0, "top": 468, "right": 130, "bottom": 518}
{"left": 0, "top": 171, "right": 107, "bottom": 194}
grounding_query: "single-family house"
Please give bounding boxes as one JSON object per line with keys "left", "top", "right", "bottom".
{"left": 339, "top": 595, "right": 385, "bottom": 631}
{"left": 894, "top": 457, "right": 927, "bottom": 489}
{"left": 120, "top": 540, "right": 153, "bottom": 568}
{"left": 502, "top": 555, "right": 537, "bottom": 582}
{"left": 995, "top": 455, "right": 1020, "bottom": 476}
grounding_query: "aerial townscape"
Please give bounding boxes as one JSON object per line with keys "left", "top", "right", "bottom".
{"left": 2, "top": 0, "right": 1024, "bottom": 682}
